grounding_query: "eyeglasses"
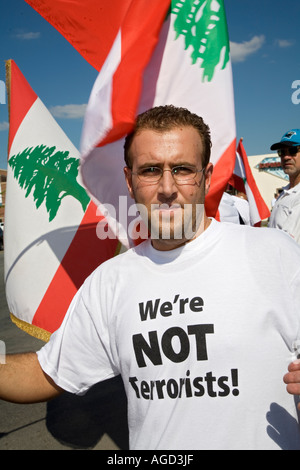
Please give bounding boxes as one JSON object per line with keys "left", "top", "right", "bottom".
{"left": 277, "top": 147, "right": 300, "bottom": 157}
{"left": 130, "top": 165, "right": 205, "bottom": 185}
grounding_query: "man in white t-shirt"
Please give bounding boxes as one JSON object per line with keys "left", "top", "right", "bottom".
{"left": 1, "top": 106, "right": 300, "bottom": 450}
{"left": 268, "top": 129, "right": 300, "bottom": 244}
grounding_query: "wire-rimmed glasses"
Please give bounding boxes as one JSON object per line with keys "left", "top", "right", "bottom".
{"left": 130, "top": 165, "right": 205, "bottom": 185}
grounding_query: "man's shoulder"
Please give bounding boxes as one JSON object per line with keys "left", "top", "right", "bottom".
{"left": 220, "top": 220, "right": 297, "bottom": 247}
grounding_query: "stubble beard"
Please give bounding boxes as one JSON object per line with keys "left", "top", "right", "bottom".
{"left": 138, "top": 202, "right": 205, "bottom": 242}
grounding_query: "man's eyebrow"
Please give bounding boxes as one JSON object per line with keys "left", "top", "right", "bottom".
{"left": 135, "top": 162, "right": 162, "bottom": 169}
{"left": 136, "top": 159, "right": 198, "bottom": 168}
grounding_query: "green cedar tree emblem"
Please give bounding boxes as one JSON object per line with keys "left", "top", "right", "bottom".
{"left": 171, "top": 0, "right": 230, "bottom": 82}
{"left": 9, "top": 145, "right": 90, "bottom": 221}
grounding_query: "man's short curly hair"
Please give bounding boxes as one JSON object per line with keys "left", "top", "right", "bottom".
{"left": 124, "top": 105, "right": 212, "bottom": 168}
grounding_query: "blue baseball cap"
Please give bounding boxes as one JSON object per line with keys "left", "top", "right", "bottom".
{"left": 270, "top": 129, "right": 300, "bottom": 150}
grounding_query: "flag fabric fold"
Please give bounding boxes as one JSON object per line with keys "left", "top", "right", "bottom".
{"left": 228, "top": 138, "right": 270, "bottom": 226}
{"left": 26, "top": 0, "right": 237, "bottom": 247}
{"left": 5, "top": 60, "right": 120, "bottom": 340}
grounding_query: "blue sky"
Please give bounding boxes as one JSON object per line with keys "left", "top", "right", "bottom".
{"left": 0, "top": 0, "right": 300, "bottom": 169}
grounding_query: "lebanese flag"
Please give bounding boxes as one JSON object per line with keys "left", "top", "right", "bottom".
{"left": 228, "top": 139, "right": 270, "bottom": 226}
{"left": 26, "top": 0, "right": 236, "bottom": 245}
{"left": 5, "top": 60, "right": 120, "bottom": 340}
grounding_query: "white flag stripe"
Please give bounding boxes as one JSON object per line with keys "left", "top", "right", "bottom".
{"left": 80, "top": 30, "right": 122, "bottom": 157}
{"left": 234, "top": 152, "right": 246, "bottom": 179}
{"left": 244, "top": 181, "right": 261, "bottom": 226}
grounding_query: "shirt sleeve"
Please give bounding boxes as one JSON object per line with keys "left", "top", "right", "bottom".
{"left": 269, "top": 191, "right": 300, "bottom": 244}
{"left": 37, "top": 272, "right": 120, "bottom": 396}
{"left": 284, "top": 199, "right": 300, "bottom": 244}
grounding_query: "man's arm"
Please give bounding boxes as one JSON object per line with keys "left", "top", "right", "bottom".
{"left": 0, "top": 352, "right": 63, "bottom": 404}
{"left": 284, "top": 360, "right": 300, "bottom": 410}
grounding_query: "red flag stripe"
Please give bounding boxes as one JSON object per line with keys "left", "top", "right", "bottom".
{"left": 95, "top": 0, "right": 171, "bottom": 148}
{"left": 236, "top": 139, "right": 270, "bottom": 220}
{"left": 32, "top": 201, "right": 120, "bottom": 333}
{"left": 6, "top": 60, "right": 38, "bottom": 153}
{"left": 229, "top": 173, "right": 246, "bottom": 193}
{"left": 205, "top": 138, "right": 236, "bottom": 217}
{"left": 25, "top": 0, "right": 134, "bottom": 72}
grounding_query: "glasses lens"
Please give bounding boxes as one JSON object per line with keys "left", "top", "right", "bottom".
{"left": 290, "top": 147, "right": 298, "bottom": 156}
{"left": 278, "top": 147, "right": 299, "bottom": 157}
{"left": 172, "top": 166, "right": 197, "bottom": 182}
{"left": 137, "top": 167, "right": 162, "bottom": 182}
{"left": 135, "top": 166, "right": 202, "bottom": 184}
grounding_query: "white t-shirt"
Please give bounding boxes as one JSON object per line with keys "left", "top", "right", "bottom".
{"left": 268, "top": 182, "right": 300, "bottom": 244}
{"left": 38, "top": 219, "right": 300, "bottom": 450}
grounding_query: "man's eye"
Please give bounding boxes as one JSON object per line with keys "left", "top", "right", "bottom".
{"left": 140, "top": 167, "right": 161, "bottom": 176}
{"left": 173, "top": 166, "right": 194, "bottom": 175}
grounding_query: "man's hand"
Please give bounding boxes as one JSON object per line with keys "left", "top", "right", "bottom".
{"left": 283, "top": 360, "right": 300, "bottom": 410}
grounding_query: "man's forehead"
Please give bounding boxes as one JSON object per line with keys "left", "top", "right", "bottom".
{"left": 129, "top": 127, "right": 203, "bottom": 167}
{"left": 131, "top": 126, "right": 203, "bottom": 148}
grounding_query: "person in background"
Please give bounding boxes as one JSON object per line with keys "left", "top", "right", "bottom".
{"left": 268, "top": 129, "right": 300, "bottom": 244}
{"left": 271, "top": 188, "right": 283, "bottom": 208}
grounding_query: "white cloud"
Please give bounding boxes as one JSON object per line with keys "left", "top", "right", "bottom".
{"left": 230, "top": 35, "right": 265, "bottom": 63}
{"left": 50, "top": 104, "right": 87, "bottom": 119}
{"left": 275, "top": 39, "right": 294, "bottom": 48}
{"left": 15, "top": 32, "right": 41, "bottom": 40}
{"left": 0, "top": 122, "right": 9, "bottom": 131}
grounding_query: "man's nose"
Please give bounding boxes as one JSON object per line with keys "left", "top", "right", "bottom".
{"left": 157, "top": 169, "right": 177, "bottom": 196}
{"left": 281, "top": 153, "right": 293, "bottom": 161}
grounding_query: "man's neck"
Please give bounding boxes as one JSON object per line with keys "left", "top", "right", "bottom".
{"left": 289, "top": 174, "right": 300, "bottom": 189}
{"left": 151, "top": 214, "right": 211, "bottom": 251}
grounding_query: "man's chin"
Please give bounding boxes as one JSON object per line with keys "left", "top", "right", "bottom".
{"left": 149, "top": 220, "right": 203, "bottom": 242}
{"left": 138, "top": 203, "right": 205, "bottom": 242}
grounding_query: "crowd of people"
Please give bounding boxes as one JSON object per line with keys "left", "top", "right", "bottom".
{"left": 0, "top": 106, "right": 300, "bottom": 450}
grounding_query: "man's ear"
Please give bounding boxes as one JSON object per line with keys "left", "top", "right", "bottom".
{"left": 124, "top": 167, "right": 135, "bottom": 199}
{"left": 204, "top": 162, "right": 213, "bottom": 196}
